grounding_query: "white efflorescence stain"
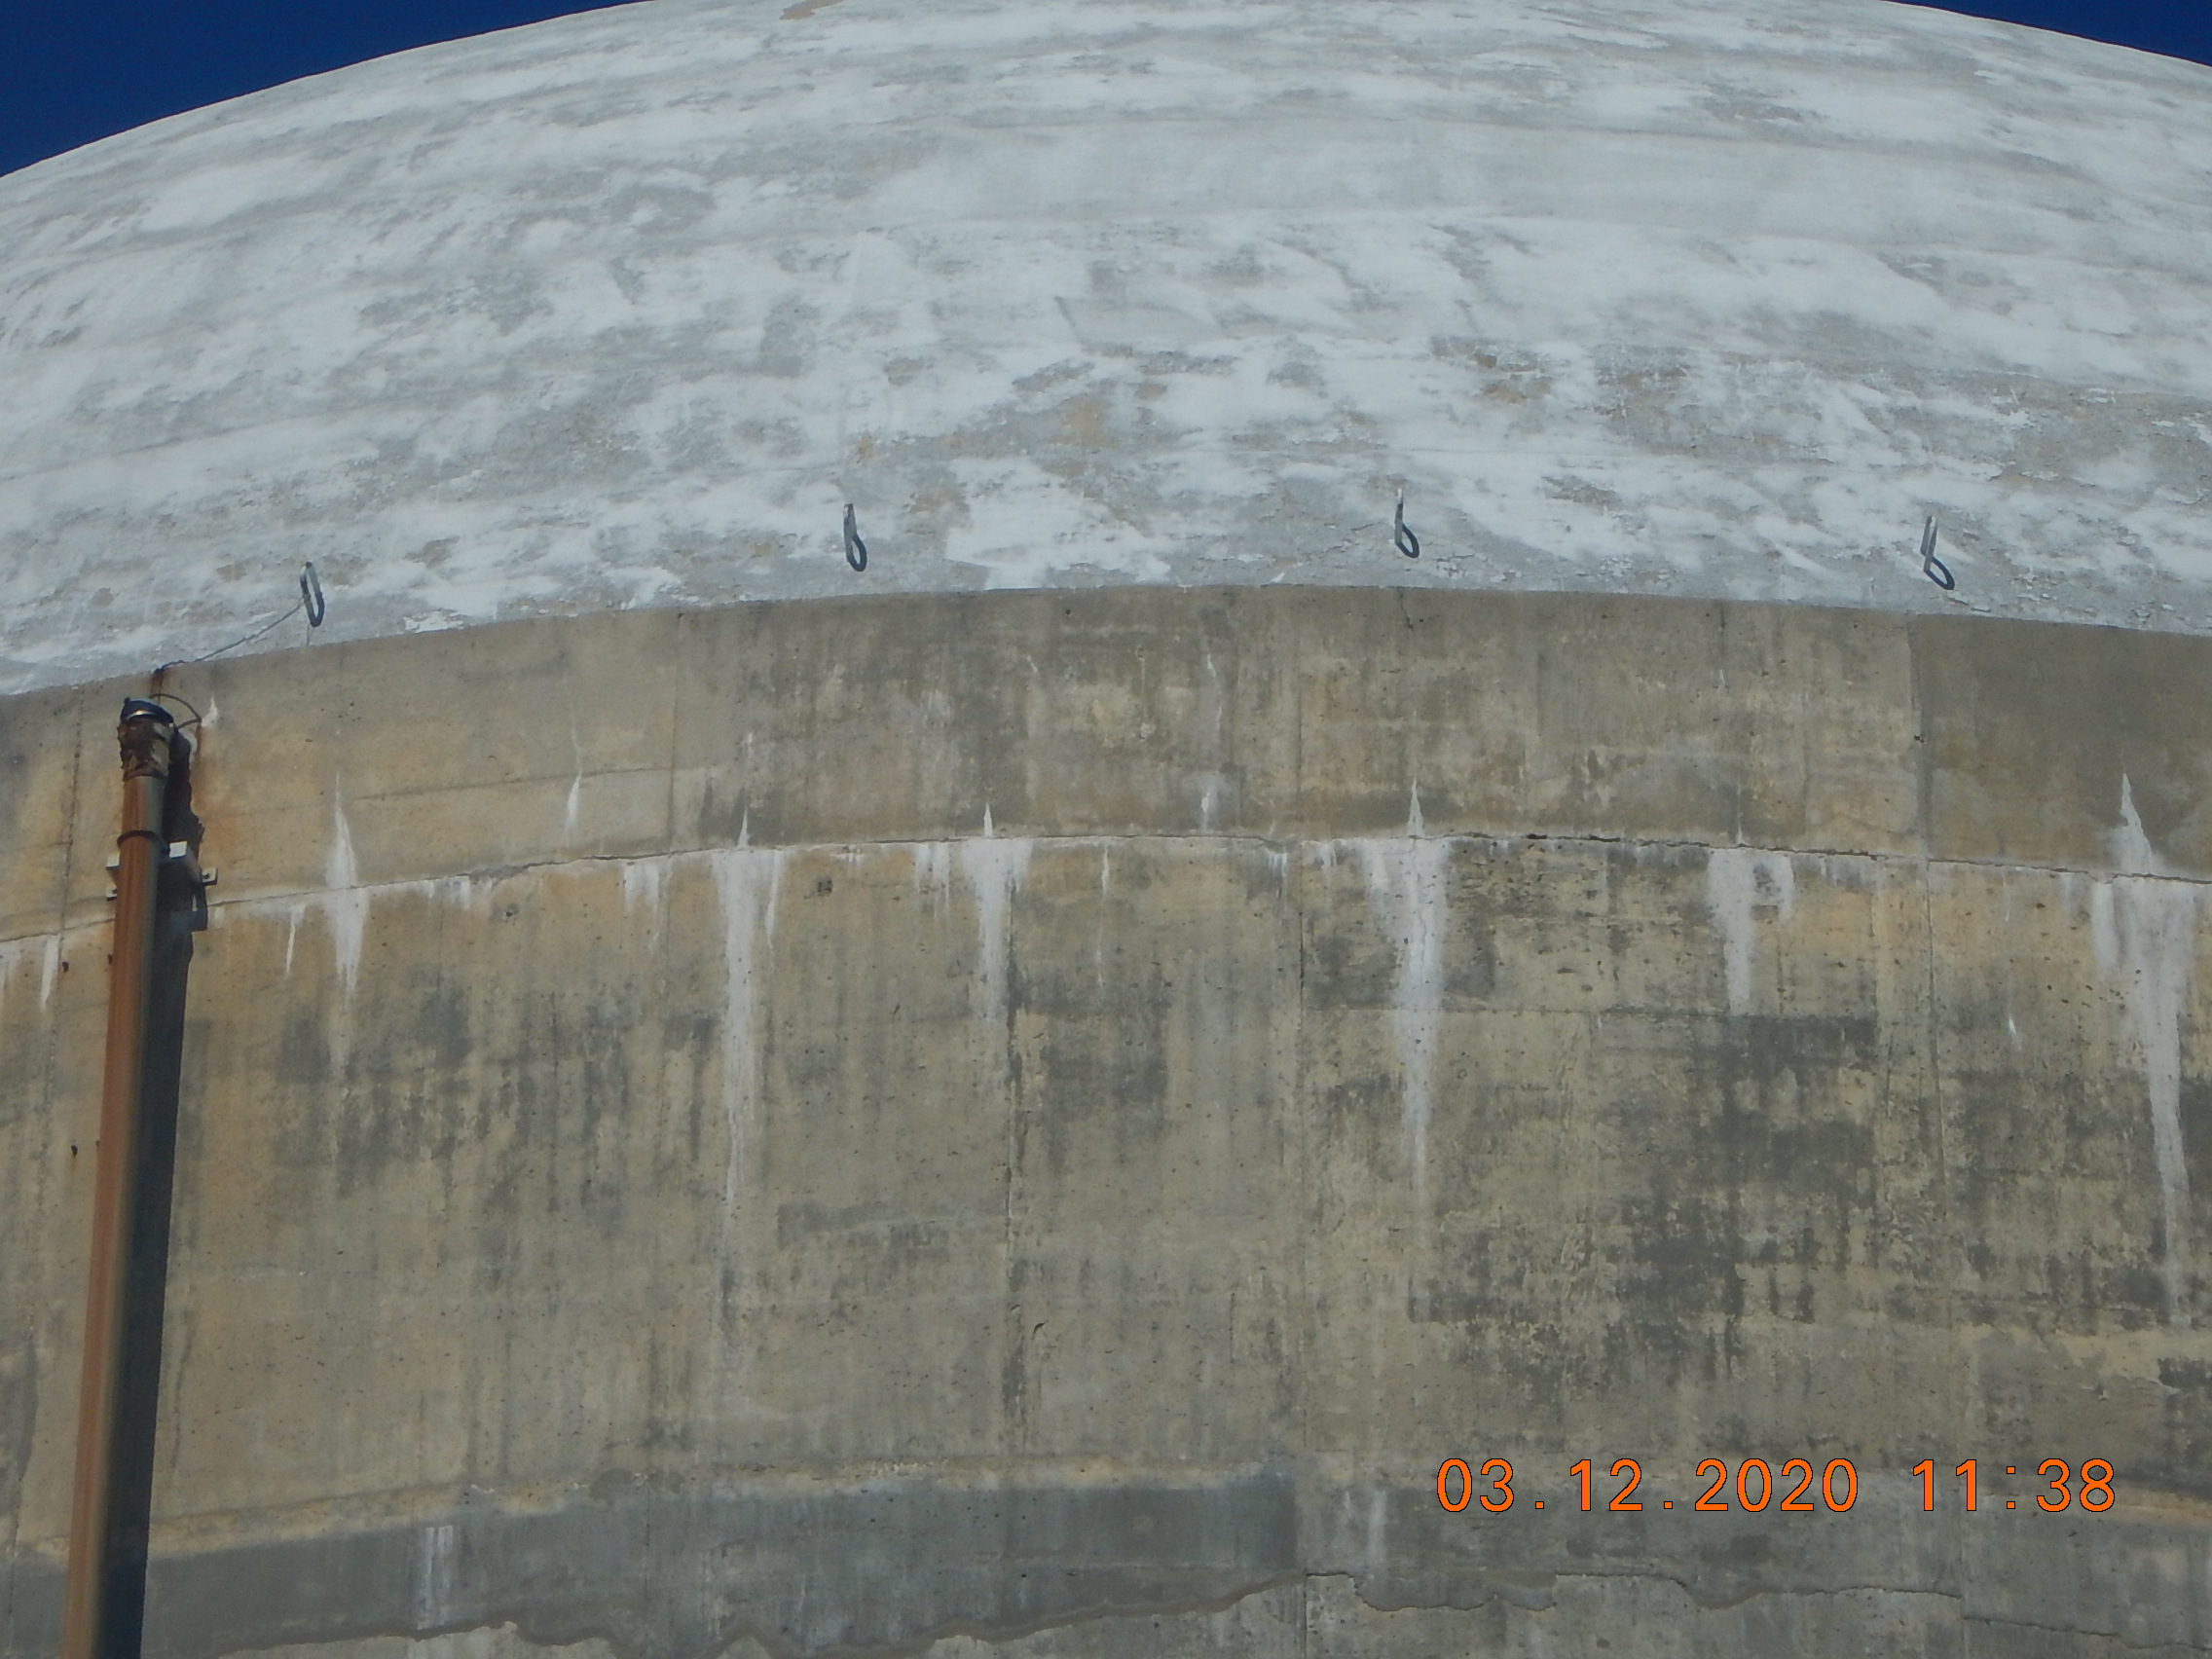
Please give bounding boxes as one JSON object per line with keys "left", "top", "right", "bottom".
{"left": 562, "top": 708, "right": 586, "bottom": 842}
{"left": 324, "top": 792, "right": 370, "bottom": 999}
{"left": 413, "top": 1521, "right": 456, "bottom": 1633}
{"left": 425, "top": 874, "right": 476, "bottom": 913}
{"left": 619, "top": 857, "right": 667, "bottom": 942}
{"left": 0, "top": 934, "right": 61, "bottom": 1020}
{"left": 710, "top": 846, "right": 785, "bottom": 1212}
{"left": 2092, "top": 777, "right": 2197, "bottom": 1329}
{"left": 956, "top": 807, "right": 1033, "bottom": 1027}
{"left": 911, "top": 839, "right": 952, "bottom": 905}
{"left": 1352, "top": 787, "right": 1450, "bottom": 1205}
{"left": 1705, "top": 847, "right": 1797, "bottom": 1016}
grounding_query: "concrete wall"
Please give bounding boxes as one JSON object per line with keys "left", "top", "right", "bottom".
{"left": 4, "top": 587, "right": 2211, "bottom": 1657}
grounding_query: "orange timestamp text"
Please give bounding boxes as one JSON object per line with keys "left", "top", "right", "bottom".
{"left": 1435, "top": 1457, "right": 2118, "bottom": 1515}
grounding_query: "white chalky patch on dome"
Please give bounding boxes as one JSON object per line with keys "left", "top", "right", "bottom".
{"left": 1705, "top": 847, "right": 1796, "bottom": 1016}
{"left": 2093, "top": 777, "right": 2197, "bottom": 1329}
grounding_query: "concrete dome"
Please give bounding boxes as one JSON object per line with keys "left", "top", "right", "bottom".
{"left": 4, "top": 0, "right": 2212, "bottom": 693}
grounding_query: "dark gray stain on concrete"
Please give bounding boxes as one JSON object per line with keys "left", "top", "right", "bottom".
{"left": 0, "top": 1351, "right": 33, "bottom": 1652}
{"left": 10, "top": 1468, "right": 2203, "bottom": 1657}
{"left": 2161, "top": 1360, "right": 2212, "bottom": 1497}
{"left": 9, "top": 1471, "right": 1298, "bottom": 1659}
{"left": 1329, "top": 1469, "right": 2212, "bottom": 1648}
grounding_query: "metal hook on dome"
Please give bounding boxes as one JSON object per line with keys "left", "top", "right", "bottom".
{"left": 299, "top": 562, "right": 327, "bottom": 626}
{"left": 842, "top": 503, "right": 868, "bottom": 573}
{"left": 1393, "top": 491, "right": 1420, "bottom": 560}
{"left": 1919, "top": 517, "right": 1954, "bottom": 591}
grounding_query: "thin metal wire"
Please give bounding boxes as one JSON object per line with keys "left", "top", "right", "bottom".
{"left": 165, "top": 601, "right": 301, "bottom": 671}
{"left": 154, "top": 562, "right": 328, "bottom": 674}
{"left": 145, "top": 691, "right": 205, "bottom": 730}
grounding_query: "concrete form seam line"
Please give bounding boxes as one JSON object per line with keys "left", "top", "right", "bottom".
{"left": 187, "top": 1572, "right": 1311, "bottom": 1659}
{"left": 175, "top": 1572, "right": 2153, "bottom": 1659}
{"left": 3, "top": 831, "right": 2203, "bottom": 941}
{"left": 1348, "top": 1573, "right": 2135, "bottom": 1638}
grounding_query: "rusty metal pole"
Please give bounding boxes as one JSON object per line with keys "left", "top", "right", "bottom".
{"left": 62, "top": 698, "right": 175, "bottom": 1659}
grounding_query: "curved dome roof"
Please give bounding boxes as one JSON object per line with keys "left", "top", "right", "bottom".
{"left": 4, "top": 0, "right": 2211, "bottom": 691}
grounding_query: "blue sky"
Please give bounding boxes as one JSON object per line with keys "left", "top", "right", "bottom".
{"left": 1, "top": 0, "right": 2208, "bottom": 179}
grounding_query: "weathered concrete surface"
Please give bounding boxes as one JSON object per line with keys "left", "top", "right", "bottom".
{"left": 4, "top": 586, "right": 2212, "bottom": 1656}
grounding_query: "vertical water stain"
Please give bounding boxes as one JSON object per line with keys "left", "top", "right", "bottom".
{"left": 2093, "top": 778, "right": 2197, "bottom": 1330}
{"left": 1705, "top": 846, "right": 1796, "bottom": 1016}
{"left": 956, "top": 810, "right": 1032, "bottom": 1030}
{"left": 1352, "top": 789, "right": 1450, "bottom": 1207}
{"left": 710, "top": 846, "right": 785, "bottom": 1212}
{"left": 323, "top": 792, "right": 370, "bottom": 1003}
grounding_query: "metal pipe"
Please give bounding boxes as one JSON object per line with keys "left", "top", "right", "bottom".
{"left": 62, "top": 698, "right": 175, "bottom": 1659}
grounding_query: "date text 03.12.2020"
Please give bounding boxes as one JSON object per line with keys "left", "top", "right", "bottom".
{"left": 1435, "top": 1458, "right": 2118, "bottom": 1514}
